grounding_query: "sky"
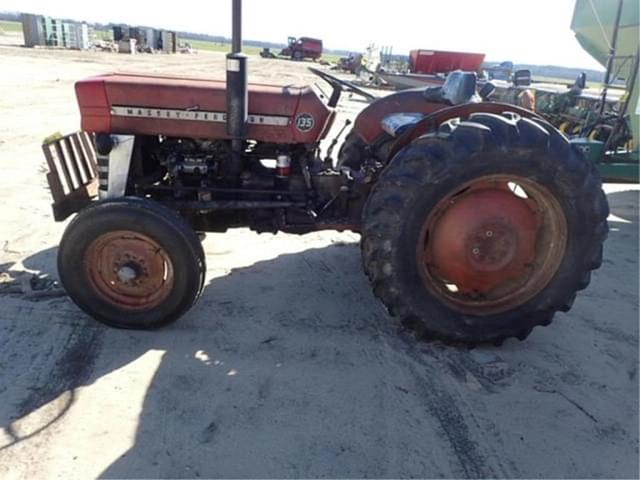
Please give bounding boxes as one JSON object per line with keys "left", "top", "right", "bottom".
{"left": 3, "top": 0, "right": 604, "bottom": 70}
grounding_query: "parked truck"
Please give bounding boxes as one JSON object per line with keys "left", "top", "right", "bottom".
{"left": 280, "top": 36, "right": 322, "bottom": 61}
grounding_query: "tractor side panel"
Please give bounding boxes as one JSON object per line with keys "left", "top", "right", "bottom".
{"left": 75, "top": 78, "right": 111, "bottom": 133}
{"left": 75, "top": 73, "right": 332, "bottom": 144}
{"left": 293, "top": 89, "right": 334, "bottom": 142}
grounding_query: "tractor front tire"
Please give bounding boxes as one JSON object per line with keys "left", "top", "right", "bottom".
{"left": 361, "top": 113, "right": 608, "bottom": 345}
{"left": 58, "top": 197, "right": 206, "bottom": 329}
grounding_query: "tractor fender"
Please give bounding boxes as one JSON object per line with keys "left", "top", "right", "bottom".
{"left": 388, "top": 102, "right": 546, "bottom": 159}
{"left": 352, "top": 89, "right": 443, "bottom": 145}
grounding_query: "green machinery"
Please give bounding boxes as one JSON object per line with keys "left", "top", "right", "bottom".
{"left": 571, "top": 0, "right": 639, "bottom": 182}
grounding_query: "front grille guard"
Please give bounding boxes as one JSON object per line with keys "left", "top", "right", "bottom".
{"left": 42, "top": 131, "right": 98, "bottom": 221}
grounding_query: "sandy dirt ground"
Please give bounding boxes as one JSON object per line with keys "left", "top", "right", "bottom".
{"left": 0, "top": 35, "right": 638, "bottom": 479}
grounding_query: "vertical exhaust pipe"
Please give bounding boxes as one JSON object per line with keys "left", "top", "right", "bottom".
{"left": 227, "top": 0, "right": 247, "bottom": 179}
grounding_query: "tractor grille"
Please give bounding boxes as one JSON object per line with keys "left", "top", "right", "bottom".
{"left": 42, "top": 131, "right": 98, "bottom": 221}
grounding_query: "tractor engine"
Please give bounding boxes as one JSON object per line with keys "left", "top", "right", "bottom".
{"left": 127, "top": 135, "right": 349, "bottom": 233}
{"left": 160, "top": 139, "right": 224, "bottom": 184}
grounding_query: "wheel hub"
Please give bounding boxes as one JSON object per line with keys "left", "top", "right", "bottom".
{"left": 427, "top": 188, "right": 538, "bottom": 294}
{"left": 419, "top": 175, "right": 567, "bottom": 315}
{"left": 85, "top": 231, "right": 174, "bottom": 310}
{"left": 116, "top": 262, "right": 141, "bottom": 283}
{"left": 466, "top": 222, "right": 518, "bottom": 271}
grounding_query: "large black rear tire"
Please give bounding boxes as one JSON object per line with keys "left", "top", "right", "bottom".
{"left": 58, "top": 197, "right": 206, "bottom": 329}
{"left": 361, "top": 113, "right": 608, "bottom": 345}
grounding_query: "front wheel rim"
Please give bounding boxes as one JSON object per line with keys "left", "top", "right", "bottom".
{"left": 85, "top": 230, "right": 175, "bottom": 311}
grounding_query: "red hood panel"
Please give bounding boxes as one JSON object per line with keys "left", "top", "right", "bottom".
{"left": 75, "top": 73, "right": 333, "bottom": 144}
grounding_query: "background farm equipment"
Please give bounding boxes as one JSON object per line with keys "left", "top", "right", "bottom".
{"left": 409, "top": 49, "right": 485, "bottom": 75}
{"left": 279, "top": 36, "right": 322, "bottom": 61}
{"left": 569, "top": 0, "right": 639, "bottom": 182}
{"left": 489, "top": 0, "right": 638, "bottom": 182}
{"left": 485, "top": 61, "right": 514, "bottom": 81}
{"left": 336, "top": 53, "right": 363, "bottom": 74}
{"left": 259, "top": 47, "right": 276, "bottom": 58}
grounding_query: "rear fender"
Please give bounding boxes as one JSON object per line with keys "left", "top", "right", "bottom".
{"left": 388, "top": 102, "right": 545, "bottom": 159}
{"left": 352, "top": 89, "right": 443, "bottom": 144}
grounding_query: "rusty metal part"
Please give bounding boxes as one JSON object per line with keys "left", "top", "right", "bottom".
{"left": 167, "top": 200, "right": 301, "bottom": 211}
{"left": 418, "top": 175, "right": 567, "bottom": 316}
{"left": 42, "top": 131, "right": 98, "bottom": 221}
{"left": 85, "top": 230, "right": 174, "bottom": 310}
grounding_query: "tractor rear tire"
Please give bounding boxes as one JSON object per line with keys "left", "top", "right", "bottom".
{"left": 361, "top": 113, "right": 608, "bottom": 345}
{"left": 58, "top": 197, "right": 206, "bottom": 329}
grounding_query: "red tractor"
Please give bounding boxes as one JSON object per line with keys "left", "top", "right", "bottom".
{"left": 44, "top": 1, "right": 607, "bottom": 345}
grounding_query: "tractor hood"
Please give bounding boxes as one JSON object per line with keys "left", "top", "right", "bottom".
{"left": 75, "top": 73, "right": 334, "bottom": 144}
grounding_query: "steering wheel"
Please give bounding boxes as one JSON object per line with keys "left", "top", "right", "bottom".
{"left": 308, "top": 67, "right": 375, "bottom": 107}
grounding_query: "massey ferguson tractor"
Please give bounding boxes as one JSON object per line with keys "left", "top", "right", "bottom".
{"left": 43, "top": 0, "right": 608, "bottom": 345}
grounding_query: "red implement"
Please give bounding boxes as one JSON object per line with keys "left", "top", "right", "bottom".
{"left": 410, "top": 49, "right": 485, "bottom": 74}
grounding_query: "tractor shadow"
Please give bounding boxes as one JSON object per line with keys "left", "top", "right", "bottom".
{"left": 3, "top": 241, "right": 412, "bottom": 477}
{"left": 96, "top": 239, "right": 408, "bottom": 478}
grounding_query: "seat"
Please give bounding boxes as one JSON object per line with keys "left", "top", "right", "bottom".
{"left": 423, "top": 70, "right": 478, "bottom": 105}
{"left": 380, "top": 71, "right": 480, "bottom": 138}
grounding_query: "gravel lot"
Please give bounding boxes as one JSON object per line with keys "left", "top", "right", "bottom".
{"left": 0, "top": 37, "right": 638, "bottom": 479}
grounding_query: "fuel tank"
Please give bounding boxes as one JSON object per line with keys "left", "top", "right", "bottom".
{"left": 75, "top": 73, "right": 335, "bottom": 144}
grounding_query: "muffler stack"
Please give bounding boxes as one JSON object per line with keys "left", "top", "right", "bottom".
{"left": 226, "top": 0, "right": 248, "bottom": 178}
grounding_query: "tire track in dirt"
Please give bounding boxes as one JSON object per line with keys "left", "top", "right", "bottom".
{"left": 303, "top": 241, "right": 515, "bottom": 476}
{"left": 398, "top": 340, "right": 516, "bottom": 478}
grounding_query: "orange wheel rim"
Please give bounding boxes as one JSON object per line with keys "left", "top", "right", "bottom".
{"left": 418, "top": 174, "right": 567, "bottom": 316}
{"left": 85, "top": 230, "right": 174, "bottom": 310}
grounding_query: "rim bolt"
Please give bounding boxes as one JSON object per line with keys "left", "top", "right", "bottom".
{"left": 472, "top": 247, "right": 480, "bottom": 255}
{"left": 486, "top": 230, "right": 493, "bottom": 237}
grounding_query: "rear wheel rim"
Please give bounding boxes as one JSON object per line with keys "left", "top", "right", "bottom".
{"left": 418, "top": 174, "right": 567, "bottom": 316}
{"left": 85, "top": 230, "right": 174, "bottom": 310}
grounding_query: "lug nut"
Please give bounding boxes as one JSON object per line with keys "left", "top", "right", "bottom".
{"left": 486, "top": 230, "right": 493, "bottom": 237}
